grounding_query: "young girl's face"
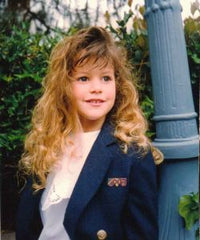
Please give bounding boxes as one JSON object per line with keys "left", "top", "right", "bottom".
{"left": 71, "top": 58, "right": 116, "bottom": 132}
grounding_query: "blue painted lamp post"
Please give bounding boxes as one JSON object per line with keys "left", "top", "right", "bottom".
{"left": 144, "top": 0, "right": 199, "bottom": 239}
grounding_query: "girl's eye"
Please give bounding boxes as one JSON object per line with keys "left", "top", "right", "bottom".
{"left": 103, "top": 76, "right": 112, "bottom": 81}
{"left": 78, "top": 76, "right": 88, "bottom": 82}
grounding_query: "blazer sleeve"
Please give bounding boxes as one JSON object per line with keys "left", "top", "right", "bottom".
{"left": 16, "top": 177, "right": 43, "bottom": 240}
{"left": 123, "top": 150, "right": 158, "bottom": 240}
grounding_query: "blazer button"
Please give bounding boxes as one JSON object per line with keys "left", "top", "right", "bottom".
{"left": 97, "top": 229, "right": 107, "bottom": 239}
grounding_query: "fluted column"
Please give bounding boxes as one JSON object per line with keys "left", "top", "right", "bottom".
{"left": 144, "top": 0, "right": 198, "bottom": 159}
{"left": 144, "top": 1, "right": 199, "bottom": 239}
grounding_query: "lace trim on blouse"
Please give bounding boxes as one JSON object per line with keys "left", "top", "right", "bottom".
{"left": 41, "top": 130, "right": 100, "bottom": 211}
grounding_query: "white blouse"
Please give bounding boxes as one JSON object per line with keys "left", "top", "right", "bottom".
{"left": 39, "top": 130, "right": 100, "bottom": 240}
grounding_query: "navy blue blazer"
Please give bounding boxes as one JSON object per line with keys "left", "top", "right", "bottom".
{"left": 16, "top": 122, "right": 158, "bottom": 240}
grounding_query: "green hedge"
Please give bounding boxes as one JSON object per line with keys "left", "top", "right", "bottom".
{"left": 0, "top": 23, "right": 60, "bottom": 166}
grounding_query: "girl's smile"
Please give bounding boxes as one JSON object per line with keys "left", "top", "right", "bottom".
{"left": 71, "top": 59, "right": 116, "bottom": 132}
{"left": 85, "top": 98, "right": 105, "bottom": 106}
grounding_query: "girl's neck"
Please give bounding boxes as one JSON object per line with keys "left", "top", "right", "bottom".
{"left": 80, "top": 118, "right": 105, "bottom": 132}
{"left": 83, "top": 128, "right": 101, "bottom": 133}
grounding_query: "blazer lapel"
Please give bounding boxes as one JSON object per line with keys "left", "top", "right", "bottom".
{"left": 64, "top": 122, "right": 116, "bottom": 238}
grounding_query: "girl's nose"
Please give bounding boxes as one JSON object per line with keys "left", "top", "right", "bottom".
{"left": 89, "top": 79, "right": 102, "bottom": 93}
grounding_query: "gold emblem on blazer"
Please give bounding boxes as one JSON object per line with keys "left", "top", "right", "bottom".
{"left": 107, "top": 178, "right": 127, "bottom": 187}
{"left": 97, "top": 229, "right": 107, "bottom": 239}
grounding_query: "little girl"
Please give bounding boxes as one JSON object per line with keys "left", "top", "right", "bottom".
{"left": 16, "top": 26, "right": 163, "bottom": 240}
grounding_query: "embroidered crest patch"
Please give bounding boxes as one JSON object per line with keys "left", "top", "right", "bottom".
{"left": 107, "top": 178, "right": 127, "bottom": 187}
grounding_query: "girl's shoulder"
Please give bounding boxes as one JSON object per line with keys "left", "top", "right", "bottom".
{"left": 125, "top": 144, "right": 155, "bottom": 169}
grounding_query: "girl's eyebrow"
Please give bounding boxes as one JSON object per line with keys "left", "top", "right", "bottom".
{"left": 100, "top": 71, "right": 115, "bottom": 76}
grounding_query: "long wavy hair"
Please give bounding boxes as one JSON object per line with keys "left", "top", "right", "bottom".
{"left": 19, "top": 26, "right": 163, "bottom": 190}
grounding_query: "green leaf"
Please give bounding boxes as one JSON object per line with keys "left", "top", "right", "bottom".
{"left": 178, "top": 192, "right": 199, "bottom": 230}
{"left": 191, "top": 54, "right": 200, "bottom": 64}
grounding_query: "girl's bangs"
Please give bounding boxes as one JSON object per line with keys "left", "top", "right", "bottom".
{"left": 74, "top": 46, "right": 114, "bottom": 70}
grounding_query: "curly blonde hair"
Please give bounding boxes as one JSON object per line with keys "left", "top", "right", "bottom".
{"left": 19, "top": 26, "right": 163, "bottom": 190}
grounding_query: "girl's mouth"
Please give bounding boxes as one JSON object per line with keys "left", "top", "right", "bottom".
{"left": 86, "top": 99, "right": 104, "bottom": 103}
{"left": 85, "top": 99, "right": 105, "bottom": 106}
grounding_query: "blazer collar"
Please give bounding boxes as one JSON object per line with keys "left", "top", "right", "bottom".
{"left": 64, "top": 121, "right": 117, "bottom": 238}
